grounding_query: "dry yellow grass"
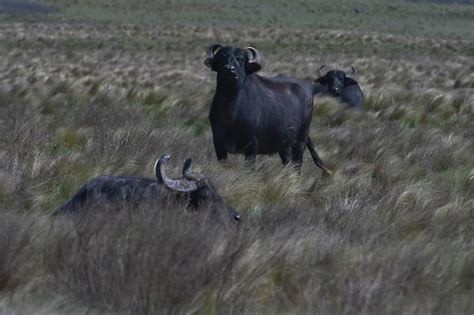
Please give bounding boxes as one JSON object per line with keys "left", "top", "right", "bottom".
{"left": 0, "top": 1, "right": 473, "bottom": 313}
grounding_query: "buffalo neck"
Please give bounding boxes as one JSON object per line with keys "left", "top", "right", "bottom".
{"left": 213, "top": 74, "right": 255, "bottom": 122}
{"left": 215, "top": 73, "right": 245, "bottom": 97}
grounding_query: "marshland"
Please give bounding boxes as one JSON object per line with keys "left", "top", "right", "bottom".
{"left": 0, "top": 0, "right": 473, "bottom": 314}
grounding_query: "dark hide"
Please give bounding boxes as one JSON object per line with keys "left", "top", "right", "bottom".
{"left": 205, "top": 45, "right": 332, "bottom": 174}
{"left": 314, "top": 69, "right": 364, "bottom": 122}
{"left": 52, "top": 157, "right": 241, "bottom": 223}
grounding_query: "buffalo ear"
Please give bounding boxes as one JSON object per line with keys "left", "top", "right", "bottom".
{"left": 245, "top": 62, "right": 261, "bottom": 74}
{"left": 205, "top": 44, "right": 222, "bottom": 71}
{"left": 344, "top": 77, "right": 358, "bottom": 86}
{"left": 245, "top": 46, "right": 261, "bottom": 74}
{"left": 204, "top": 58, "right": 214, "bottom": 70}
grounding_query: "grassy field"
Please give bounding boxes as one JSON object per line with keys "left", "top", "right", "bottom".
{"left": 0, "top": 0, "right": 473, "bottom": 314}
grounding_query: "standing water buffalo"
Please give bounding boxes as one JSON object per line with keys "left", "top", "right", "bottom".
{"left": 52, "top": 155, "right": 241, "bottom": 223}
{"left": 314, "top": 65, "right": 364, "bottom": 122}
{"left": 205, "top": 44, "right": 332, "bottom": 175}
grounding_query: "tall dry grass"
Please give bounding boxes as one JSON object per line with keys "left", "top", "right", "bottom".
{"left": 0, "top": 11, "right": 473, "bottom": 314}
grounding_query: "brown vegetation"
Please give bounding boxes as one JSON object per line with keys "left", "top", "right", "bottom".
{"left": 0, "top": 1, "right": 473, "bottom": 313}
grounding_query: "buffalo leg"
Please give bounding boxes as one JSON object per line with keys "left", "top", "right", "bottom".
{"left": 212, "top": 134, "right": 228, "bottom": 161}
{"left": 279, "top": 148, "right": 291, "bottom": 165}
{"left": 291, "top": 141, "right": 306, "bottom": 173}
{"left": 306, "top": 136, "right": 333, "bottom": 175}
{"left": 244, "top": 138, "right": 257, "bottom": 164}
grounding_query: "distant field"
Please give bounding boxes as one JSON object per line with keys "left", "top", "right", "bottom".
{"left": 0, "top": 0, "right": 473, "bottom": 38}
{"left": 0, "top": 0, "right": 473, "bottom": 314}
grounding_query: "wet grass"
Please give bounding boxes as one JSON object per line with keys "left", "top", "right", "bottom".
{"left": 0, "top": 1, "right": 473, "bottom": 314}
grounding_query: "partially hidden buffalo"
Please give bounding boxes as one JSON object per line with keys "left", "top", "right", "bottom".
{"left": 205, "top": 44, "right": 332, "bottom": 175}
{"left": 314, "top": 65, "right": 364, "bottom": 122}
{"left": 52, "top": 155, "right": 241, "bottom": 223}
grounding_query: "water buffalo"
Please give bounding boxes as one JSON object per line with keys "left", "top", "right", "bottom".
{"left": 314, "top": 65, "right": 364, "bottom": 122}
{"left": 205, "top": 44, "right": 332, "bottom": 175}
{"left": 52, "top": 155, "right": 241, "bottom": 223}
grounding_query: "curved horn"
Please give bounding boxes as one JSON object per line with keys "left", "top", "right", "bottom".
{"left": 206, "top": 44, "right": 222, "bottom": 59}
{"left": 350, "top": 66, "right": 356, "bottom": 76}
{"left": 155, "top": 155, "right": 198, "bottom": 192}
{"left": 182, "top": 158, "right": 192, "bottom": 178}
{"left": 245, "top": 46, "right": 261, "bottom": 63}
{"left": 317, "top": 65, "right": 326, "bottom": 77}
{"left": 155, "top": 155, "right": 169, "bottom": 185}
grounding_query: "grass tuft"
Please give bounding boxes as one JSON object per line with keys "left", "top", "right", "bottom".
{"left": 0, "top": 2, "right": 473, "bottom": 313}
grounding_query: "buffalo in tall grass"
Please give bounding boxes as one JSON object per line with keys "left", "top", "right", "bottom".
{"left": 205, "top": 45, "right": 332, "bottom": 175}
{"left": 52, "top": 155, "right": 241, "bottom": 223}
{"left": 315, "top": 65, "right": 365, "bottom": 122}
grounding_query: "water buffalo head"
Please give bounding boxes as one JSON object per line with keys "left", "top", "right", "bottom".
{"left": 315, "top": 65, "right": 357, "bottom": 97}
{"left": 204, "top": 44, "right": 262, "bottom": 89}
{"left": 156, "top": 155, "right": 241, "bottom": 223}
